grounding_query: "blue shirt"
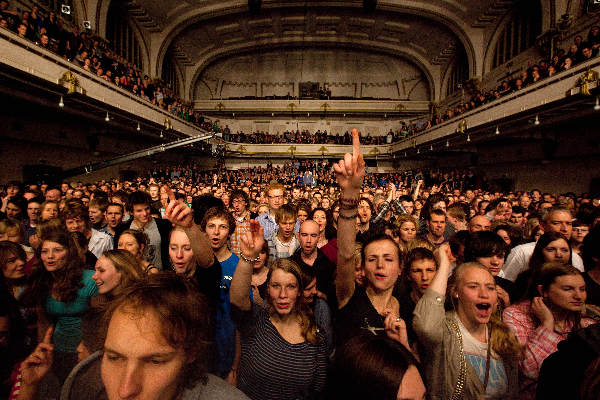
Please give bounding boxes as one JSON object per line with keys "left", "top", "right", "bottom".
{"left": 215, "top": 252, "right": 240, "bottom": 375}
{"left": 45, "top": 269, "right": 97, "bottom": 353}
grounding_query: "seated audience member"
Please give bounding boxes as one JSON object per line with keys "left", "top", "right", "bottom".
{"left": 16, "top": 273, "right": 250, "bottom": 400}
{"left": 91, "top": 249, "right": 144, "bottom": 298}
{"left": 327, "top": 335, "right": 425, "bottom": 400}
{"left": 465, "top": 231, "right": 515, "bottom": 306}
{"left": 502, "top": 208, "right": 584, "bottom": 281}
{"left": 230, "top": 222, "right": 327, "bottom": 400}
{"left": 266, "top": 203, "right": 300, "bottom": 264}
{"left": 413, "top": 245, "right": 521, "bottom": 399}
{"left": 62, "top": 201, "right": 113, "bottom": 259}
{"left": 504, "top": 263, "right": 599, "bottom": 399}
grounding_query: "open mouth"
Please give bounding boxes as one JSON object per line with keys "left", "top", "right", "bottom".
{"left": 374, "top": 273, "right": 387, "bottom": 280}
{"left": 475, "top": 303, "right": 491, "bottom": 310}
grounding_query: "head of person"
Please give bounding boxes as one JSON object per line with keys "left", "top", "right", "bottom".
{"left": 92, "top": 249, "right": 144, "bottom": 296}
{"left": 398, "top": 195, "right": 415, "bottom": 216}
{"left": 510, "top": 206, "right": 525, "bottom": 226}
{"left": 264, "top": 182, "right": 285, "bottom": 211}
{"left": 298, "top": 220, "right": 320, "bottom": 256}
{"left": 448, "top": 262, "right": 498, "bottom": 327}
{"left": 200, "top": 207, "right": 235, "bottom": 252}
{"left": 38, "top": 199, "right": 59, "bottom": 223}
{"left": 275, "top": 203, "right": 297, "bottom": 240}
{"left": 0, "top": 240, "right": 26, "bottom": 281}
{"left": 148, "top": 184, "right": 160, "bottom": 200}
{"left": 526, "top": 263, "right": 586, "bottom": 316}
{"left": 357, "top": 198, "right": 373, "bottom": 224}
{"left": 529, "top": 232, "right": 572, "bottom": 272}
{"left": 296, "top": 202, "right": 311, "bottom": 223}
{"left": 299, "top": 262, "right": 318, "bottom": 304}
{"left": 422, "top": 193, "right": 447, "bottom": 221}
{"left": 168, "top": 227, "right": 196, "bottom": 277}
{"left": 6, "top": 195, "right": 27, "bottom": 220}
{"left": 45, "top": 187, "right": 61, "bottom": 202}
{"left": 541, "top": 208, "right": 573, "bottom": 239}
{"left": 230, "top": 189, "right": 249, "bottom": 216}
{"left": 469, "top": 215, "right": 491, "bottom": 232}
{"left": 106, "top": 203, "right": 124, "bottom": 229}
{"left": 329, "top": 334, "right": 425, "bottom": 400}
{"left": 61, "top": 200, "right": 90, "bottom": 233}
{"left": 0, "top": 219, "right": 24, "bottom": 244}
{"left": 465, "top": 231, "right": 507, "bottom": 277}
{"left": 88, "top": 197, "right": 109, "bottom": 226}
{"left": 405, "top": 247, "right": 437, "bottom": 297}
{"left": 100, "top": 273, "right": 211, "bottom": 400}
{"left": 26, "top": 198, "right": 42, "bottom": 223}
{"left": 310, "top": 207, "right": 331, "bottom": 235}
{"left": 128, "top": 191, "right": 153, "bottom": 226}
{"left": 427, "top": 209, "right": 446, "bottom": 238}
{"left": 118, "top": 229, "right": 149, "bottom": 261}
{"left": 572, "top": 220, "right": 590, "bottom": 245}
{"left": 395, "top": 214, "right": 418, "bottom": 244}
{"left": 361, "top": 234, "right": 402, "bottom": 292}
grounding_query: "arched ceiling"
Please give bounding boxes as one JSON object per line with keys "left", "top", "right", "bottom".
{"left": 118, "top": 0, "right": 518, "bottom": 97}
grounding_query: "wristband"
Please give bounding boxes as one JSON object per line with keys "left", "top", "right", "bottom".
{"left": 340, "top": 196, "right": 359, "bottom": 210}
{"left": 240, "top": 252, "right": 261, "bottom": 263}
{"left": 338, "top": 212, "right": 359, "bottom": 220}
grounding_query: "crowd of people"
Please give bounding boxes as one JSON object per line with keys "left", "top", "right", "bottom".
{"left": 1, "top": 130, "right": 600, "bottom": 399}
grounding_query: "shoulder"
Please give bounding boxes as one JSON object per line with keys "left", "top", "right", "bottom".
{"left": 183, "top": 374, "right": 250, "bottom": 400}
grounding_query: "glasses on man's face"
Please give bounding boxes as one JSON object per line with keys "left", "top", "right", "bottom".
{"left": 573, "top": 227, "right": 589, "bottom": 233}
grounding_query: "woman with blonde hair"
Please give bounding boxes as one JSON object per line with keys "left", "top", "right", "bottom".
{"left": 413, "top": 244, "right": 522, "bottom": 399}
{"left": 230, "top": 221, "right": 327, "bottom": 400}
{"left": 91, "top": 249, "right": 144, "bottom": 297}
{"left": 395, "top": 214, "right": 418, "bottom": 248}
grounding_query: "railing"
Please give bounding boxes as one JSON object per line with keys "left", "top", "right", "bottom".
{"left": 0, "top": 27, "right": 203, "bottom": 137}
{"left": 220, "top": 142, "right": 393, "bottom": 159}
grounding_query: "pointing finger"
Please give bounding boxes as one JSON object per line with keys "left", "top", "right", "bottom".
{"left": 351, "top": 129, "right": 360, "bottom": 160}
{"left": 42, "top": 327, "right": 54, "bottom": 344}
{"left": 164, "top": 185, "right": 175, "bottom": 202}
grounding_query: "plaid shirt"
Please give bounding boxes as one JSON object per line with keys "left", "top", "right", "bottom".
{"left": 230, "top": 212, "right": 251, "bottom": 256}
{"left": 503, "top": 299, "right": 596, "bottom": 400}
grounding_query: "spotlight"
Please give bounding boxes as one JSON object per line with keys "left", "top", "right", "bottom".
{"left": 467, "top": 134, "right": 471, "bottom": 142}
{"left": 59, "top": 96, "right": 64, "bottom": 107}
{"left": 82, "top": 20, "right": 92, "bottom": 30}
{"left": 136, "top": 122, "right": 141, "bottom": 131}
{"left": 495, "top": 126, "right": 500, "bottom": 135}
{"left": 534, "top": 115, "right": 540, "bottom": 125}
{"left": 61, "top": 4, "right": 71, "bottom": 14}
{"left": 105, "top": 112, "right": 110, "bottom": 122}
{"left": 595, "top": 97, "right": 600, "bottom": 111}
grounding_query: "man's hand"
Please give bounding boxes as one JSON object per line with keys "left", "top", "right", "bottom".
{"left": 21, "top": 327, "right": 54, "bottom": 387}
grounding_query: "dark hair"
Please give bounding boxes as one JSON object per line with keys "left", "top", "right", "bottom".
{"left": 200, "top": 207, "right": 236, "bottom": 235}
{"left": 465, "top": 231, "right": 507, "bottom": 261}
{"left": 61, "top": 200, "right": 89, "bottom": 225}
{"left": 106, "top": 202, "right": 124, "bottom": 213}
{"left": 361, "top": 233, "right": 403, "bottom": 271}
{"left": 6, "top": 195, "right": 27, "bottom": 219}
{"left": 405, "top": 247, "right": 435, "bottom": 269}
{"left": 582, "top": 225, "right": 600, "bottom": 272}
{"left": 191, "top": 195, "right": 224, "bottom": 225}
{"left": 229, "top": 189, "right": 249, "bottom": 206}
{"left": 328, "top": 334, "right": 420, "bottom": 400}
{"left": 529, "top": 232, "right": 572, "bottom": 273}
{"left": 421, "top": 193, "right": 447, "bottom": 222}
{"left": 127, "top": 191, "right": 152, "bottom": 212}
{"left": 310, "top": 207, "right": 336, "bottom": 240}
{"left": 428, "top": 208, "right": 446, "bottom": 221}
{"left": 101, "top": 273, "right": 211, "bottom": 387}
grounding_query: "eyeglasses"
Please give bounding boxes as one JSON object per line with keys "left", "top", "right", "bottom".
{"left": 573, "top": 227, "right": 589, "bottom": 233}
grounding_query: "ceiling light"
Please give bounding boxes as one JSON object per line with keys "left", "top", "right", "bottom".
{"left": 467, "top": 134, "right": 471, "bottom": 142}
{"left": 495, "top": 126, "right": 500, "bottom": 135}
{"left": 160, "top": 130, "right": 163, "bottom": 138}
{"left": 105, "top": 112, "right": 110, "bottom": 122}
{"left": 595, "top": 97, "right": 600, "bottom": 111}
{"left": 136, "top": 122, "right": 141, "bottom": 131}
{"left": 58, "top": 96, "right": 64, "bottom": 107}
{"left": 534, "top": 115, "right": 540, "bottom": 125}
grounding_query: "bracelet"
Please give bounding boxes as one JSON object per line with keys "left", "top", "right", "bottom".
{"left": 338, "top": 212, "right": 359, "bottom": 220}
{"left": 240, "top": 252, "right": 261, "bottom": 263}
{"left": 340, "top": 196, "right": 359, "bottom": 210}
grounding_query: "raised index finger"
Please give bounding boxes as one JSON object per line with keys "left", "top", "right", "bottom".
{"left": 42, "top": 327, "right": 54, "bottom": 344}
{"left": 351, "top": 128, "right": 360, "bottom": 160}
{"left": 163, "top": 185, "right": 175, "bottom": 202}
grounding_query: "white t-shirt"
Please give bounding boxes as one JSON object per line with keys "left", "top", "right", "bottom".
{"left": 456, "top": 317, "right": 508, "bottom": 399}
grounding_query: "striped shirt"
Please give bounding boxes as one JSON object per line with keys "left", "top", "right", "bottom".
{"left": 231, "top": 304, "right": 327, "bottom": 400}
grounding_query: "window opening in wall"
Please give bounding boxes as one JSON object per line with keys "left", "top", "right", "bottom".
{"left": 106, "top": 4, "right": 143, "bottom": 70}
{"left": 161, "top": 51, "right": 180, "bottom": 97}
{"left": 446, "top": 46, "right": 469, "bottom": 97}
{"left": 492, "top": 0, "right": 542, "bottom": 69}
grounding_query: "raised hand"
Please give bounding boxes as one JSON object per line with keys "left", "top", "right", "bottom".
{"left": 333, "top": 129, "right": 365, "bottom": 193}
{"left": 20, "top": 327, "right": 54, "bottom": 387}
{"left": 531, "top": 297, "right": 554, "bottom": 330}
{"left": 384, "top": 313, "right": 410, "bottom": 349}
{"left": 239, "top": 220, "right": 265, "bottom": 259}
{"left": 164, "top": 185, "right": 194, "bottom": 228}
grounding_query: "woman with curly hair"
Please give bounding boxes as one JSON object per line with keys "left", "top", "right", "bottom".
{"left": 21, "top": 228, "right": 97, "bottom": 382}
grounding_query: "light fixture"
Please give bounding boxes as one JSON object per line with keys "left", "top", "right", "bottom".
{"left": 534, "top": 115, "right": 540, "bottom": 125}
{"left": 467, "top": 134, "right": 471, "bottom": 142}
{"left": 160, "top": 130, "right": 163, "bottom": 138}
{"left": 136, "top": 122, "right": 141, "bottom": 131}
{"left": 232, "top": 112, "right": 235, "bottom": 118}
{"left": 430, "top": 145, "right": 433, "bottom": 151}
{"left": 495, "top": 126, "right": 500, "bottom": 135}
{"left": 271, "top": 112, "right": 274, "bottom": 117}
{"left": 58, "top": 96, "right": 64, "bottom": 107}
{"left": 404, "top": 151, "right": 407, "bottom": 157}
{"left": 105, "top": 112, "right": 110, "bottom": 122}
{"left": 307, "top": 112, "right": 310, "bottom": 117}
{"left": 446, "top": 140, "right": 449, "bottom": 147}
{"left": 384, "top": 114, "right": 387, "bottom": 118}
{"left": 595, "top": 96, "right": 600, "bottom": 111}
{"left": 343, "top": 113, "right": 346, "bottom": 117}
{"left": 417, "top": 148, "right": 420, "bottom": 154}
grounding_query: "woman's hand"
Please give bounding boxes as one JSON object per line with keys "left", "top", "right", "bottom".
{"left": 333, "top": 129, "right": 365, "bottom": 193}
{"left": 164, "top": 186, "right": 194, "bottom": 228}
{"left": 531, "top": 297, "right": 554, "bottom": 330}
{"left": 20, "top": 327, "right": 54, "bottom": 388}
{"left": 496, "top": 285, "right": 511, "bottom": 306}
{"left": 384, "top": 313, "right": 410, "bottom": 350}
{"left": 240, "top": 220, "right": 264, "bottom": 259}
